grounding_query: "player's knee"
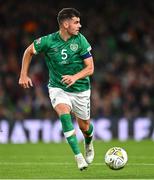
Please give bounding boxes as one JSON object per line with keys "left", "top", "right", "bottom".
{"left": 79, "top": 124, "right": 89, "bottom": 133}
{"left": 55, "top": 104, "right": 71, "bottom": 116}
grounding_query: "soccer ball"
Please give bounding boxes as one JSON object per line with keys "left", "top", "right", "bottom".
{"left": 104, "top": 147, "right": 128, "bottom": 170}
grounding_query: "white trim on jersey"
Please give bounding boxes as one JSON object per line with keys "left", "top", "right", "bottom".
{"left": 33, "top": 43, "right": 37, "bottom": 54}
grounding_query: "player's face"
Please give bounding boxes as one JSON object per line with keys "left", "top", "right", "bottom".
{"left": 66, "top": 17, "right": 81, "bottom": 35}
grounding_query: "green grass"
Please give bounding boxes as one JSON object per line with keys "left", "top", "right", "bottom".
{"left": 0, "top": 140, "right": 154, "bottom": 179}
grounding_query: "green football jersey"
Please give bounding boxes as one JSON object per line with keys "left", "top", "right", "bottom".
{"left": 33, "top": 31, "right": 92, "bottom": 92}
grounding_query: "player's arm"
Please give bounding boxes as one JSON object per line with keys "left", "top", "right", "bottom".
{"left": 61, "top": 56, "right": 94, "bottom": 87}
{"left": 74, "top": 56, "right": 94, "bottom": 79}
{"left": 19, "top": 43, "right": 35, "bottom": 88}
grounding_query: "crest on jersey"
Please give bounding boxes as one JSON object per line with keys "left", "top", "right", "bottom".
{"left": 70, "top": 43, "right": 78, "bottom": 51}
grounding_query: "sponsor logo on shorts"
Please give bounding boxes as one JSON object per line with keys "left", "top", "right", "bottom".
{"left": 52, "top": 98, "right": 56, "bottom": 105}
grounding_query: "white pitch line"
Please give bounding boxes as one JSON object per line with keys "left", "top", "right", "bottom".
{"left": 1, "top": 179, "right": 154, "bottom": 180}
{"left": 94, "top": 163, "right": 154, "bottom": 166}
{"left": 0, "top": 162, "right": 154, "bottom": 166}
{"left": 1, "top": 156, "right": 154, "bottom": 159}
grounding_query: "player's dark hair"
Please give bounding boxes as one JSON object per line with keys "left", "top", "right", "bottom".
{"left": 57, "top": 8, "right": 80, "bottom": 25}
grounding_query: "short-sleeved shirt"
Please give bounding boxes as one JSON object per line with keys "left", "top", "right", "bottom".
{"left": 33, "top": 31, "right": 92, "bottom": 92}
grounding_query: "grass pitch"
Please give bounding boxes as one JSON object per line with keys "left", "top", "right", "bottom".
{"left": 0, "top": 140, "right": 154, "bottom": 179}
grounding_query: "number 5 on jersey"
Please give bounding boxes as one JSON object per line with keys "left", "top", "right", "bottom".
{"left": 61, "top": 49, "right": 68, "bottom": 60}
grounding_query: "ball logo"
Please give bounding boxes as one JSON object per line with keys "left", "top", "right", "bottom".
{"left": 70, "top": 43, "right": 78, "bottom": 51}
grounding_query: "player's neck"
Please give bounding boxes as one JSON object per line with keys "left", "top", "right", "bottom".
{"left": 59, "top": 29, "right": 72, "bottom": 41}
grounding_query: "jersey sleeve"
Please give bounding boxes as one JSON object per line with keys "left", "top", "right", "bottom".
{"left": 79, "top": 34, "right": 92, "bottom": 56}
{"left": 33, "top": 35, "right": 49, "bottom": 54}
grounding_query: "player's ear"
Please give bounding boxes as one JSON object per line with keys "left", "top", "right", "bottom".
{"left": 63, "top": 20, "right": 69, "bottom": 28}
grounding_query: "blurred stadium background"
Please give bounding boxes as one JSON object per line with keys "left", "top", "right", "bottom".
{"left": 0, "top": 0, "right": 154, "bottom": 143}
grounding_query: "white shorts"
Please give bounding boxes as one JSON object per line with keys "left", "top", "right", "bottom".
{"left": 48, "top": 87, "right": 91, "bottom": 120}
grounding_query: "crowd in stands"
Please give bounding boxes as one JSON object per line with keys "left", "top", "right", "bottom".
{"left": 0, "top": 0, "right": 153, "bottom": 121}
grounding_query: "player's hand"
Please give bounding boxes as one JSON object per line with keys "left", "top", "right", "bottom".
{"left": 19, "top": 75, "right": 33, "bottom": 88}
{"left": 61, "top": 75, "right": 77, "bottom": 88}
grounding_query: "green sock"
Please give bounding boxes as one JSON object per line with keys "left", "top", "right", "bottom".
{"left": 84, "top": 124, "right": 94, "bottom": 144}
{"left": 67, "top": 135, "right": 81, "bottom": 155}
{"left": 60, "top": 114, "right": 81, "bottom": 155}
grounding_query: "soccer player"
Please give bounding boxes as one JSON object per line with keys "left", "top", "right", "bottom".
{"left": 19, "top": 8, "right": 94, "bottom": 171}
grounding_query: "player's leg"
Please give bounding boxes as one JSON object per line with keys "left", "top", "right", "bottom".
{"left": 55, "top": 103, "right": 88, "bottom": 170}
{"left": 54, "top": 103, "right": 80, "bottom": 156}
{"left": 48, "top": 87, "right": 88, "bottom": 170}
{"left": 76, "top": 117, "right": 94, "bottom": 164}
{"left": 70, "top": 89, "right": 94, "bottom": 164}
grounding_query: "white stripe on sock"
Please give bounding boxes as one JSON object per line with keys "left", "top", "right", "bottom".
{"left": 64, "top": 129, "right": 75, "bottom": 138}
